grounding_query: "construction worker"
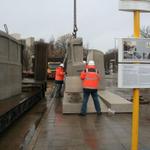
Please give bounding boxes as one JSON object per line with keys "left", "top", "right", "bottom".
{"left": 83, "top": 60, "right": 96, "bottom": 69}
{"left": 80, "top": 60, "right": 101, "bottom": 116}
{"left": 83, "top": 60, "right": 88, "bottom": 69}
{"left": 55, "top": 63, "right": 65, "bottom": 97}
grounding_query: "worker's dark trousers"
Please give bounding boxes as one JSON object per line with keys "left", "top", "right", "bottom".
{"left": 55, "top": 80, "right": 63, "bottom": 97}
{"left": 56, "top": 83, "right": 62, "bottom": 97}
{"left": 81, "top": 89, "right": 101, "bottom": 114}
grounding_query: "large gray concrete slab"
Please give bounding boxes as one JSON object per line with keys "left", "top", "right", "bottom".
{"left": 65, "top": 76, "right": 82, "bottom": 93}
{"left": 63, "top": 89, "right": 132, "bottom": 114}
{"left": 62, "top": 92, "right": 108, "bottom": 114}
{"left": 66, "top": 38, "right": 84, "bottom": 76}
{"left": 98, "top": 90, "right": 132, "bottom": 113}
{"left": 0, "top": 31, "right": 22, "bottom": 100}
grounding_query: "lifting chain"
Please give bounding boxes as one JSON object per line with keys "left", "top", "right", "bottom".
{"left": 72, "top": 0, "right": 78, "bottom": 38}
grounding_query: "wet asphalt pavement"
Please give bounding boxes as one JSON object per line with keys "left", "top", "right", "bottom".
{"left": 29, "top": 75, "right": 150, "bottom": 150}
{"left": 0, "top": 77, "right": 150, "bottom": 150}
{"left": 0, "top": 81, "right": 54, "bottom": 150}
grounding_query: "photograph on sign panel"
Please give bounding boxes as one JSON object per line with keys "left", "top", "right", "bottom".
{"left": 123, "top": 41, "right": 141, "bottom": 59}
{"left": 123, "top": 40, "right": 150, "bottom": 61}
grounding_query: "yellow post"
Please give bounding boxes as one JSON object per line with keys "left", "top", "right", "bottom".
{"left": 131, "top": 10, "right": 140, "bottom": 150}
{"left": 134, "top": 11, "right": 140, "bottom": 38}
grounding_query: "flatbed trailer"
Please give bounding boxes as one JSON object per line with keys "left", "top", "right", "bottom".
{"left": 0, "top": 80, "right": 45, "bottom": 134}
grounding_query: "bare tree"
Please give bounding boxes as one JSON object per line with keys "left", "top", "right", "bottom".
{"left": 55, "top": 34, "right": 73, "bottom": 52}
{"left": 48, "top": 37, "right": 55, "bottom": 58}
{"left": 49, "top": 35, "right": 55, "bottom": 45}
{"left": 49, "top": 37, "right": 55, "bottom": 51}
{"left": 141, "top": 26, "right": 150, "bottom": 38}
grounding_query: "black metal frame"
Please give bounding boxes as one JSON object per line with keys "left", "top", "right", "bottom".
{"left": 0, "top": 90, "right": 42, "bottom": 134}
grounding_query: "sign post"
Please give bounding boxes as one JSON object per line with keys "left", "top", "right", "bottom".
{"left": 131, "top": 10, "right": 140, "bottom": 150}
{"left": 118, "top": 1, "right": 150, "bottom": 150}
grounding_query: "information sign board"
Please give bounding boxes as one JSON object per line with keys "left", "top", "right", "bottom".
{"left": 118, "top": 38, "right": 150, "bottom": 88}
{"left": 118, "top": 38, "right": 150, "bottom": 63}
{"left": 118, "top": 64, "right": 150, "bottom": 88}
{"left": 119, "top": 0, "right": 150, "bottom": 12}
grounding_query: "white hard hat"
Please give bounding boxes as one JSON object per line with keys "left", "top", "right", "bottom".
{"left": 59, "top": 63, "right": 64, "bottom": 67}
{"left": 83, "top": 61, "right": 86, "bottom": 64}
{"left": 88, "top": 60, "right": 95, "bottom": 66}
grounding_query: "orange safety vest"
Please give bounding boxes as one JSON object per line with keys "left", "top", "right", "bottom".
{"left": 80, "top": 67, "right": 100, "bottom": 89}
{"left": 55, "top": 66, "right": 64, "bottom": 81}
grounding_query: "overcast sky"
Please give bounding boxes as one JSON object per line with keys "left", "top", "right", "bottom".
{"left": 0, "top": 0, "right": 150, "bottom": 52}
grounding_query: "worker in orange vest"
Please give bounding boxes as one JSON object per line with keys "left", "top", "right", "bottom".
{"left": 83, "top": 60, "right": 96, "bottom": 69}
{"left": 55, "top": 63, "right": 65, "bottom": 97}
{"left": 80, "top": 60, "right": 101, "bottom": 116}
{"left": 83, "top": 61, "right": 87, "bottom": 69}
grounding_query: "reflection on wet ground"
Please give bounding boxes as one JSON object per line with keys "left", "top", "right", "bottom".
{"left": 0, "top": 99, "right": 47, "bottom": 150}
{"left": 29, "top": 75, "right": 150, "bottom": 150}
{"left": 31, "top": 99, "right": 150, "bottom": 150}
{"left": 0, "top": 77, "right": 150, "bottom": 150}
{"left": 0, "top": 81, "right": 54, "bottom": 150}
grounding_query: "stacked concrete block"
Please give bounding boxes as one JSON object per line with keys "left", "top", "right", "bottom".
{"left": 0, "top": 31, "right": 22, "bottom": 100}
{"left": 65, "top": 76, "right": 82, "bottom": 93}
{"left": 65, "top": 38, "right": 84, "bottom": 94}
{"left": 66, "top": 62, "right": 84, "bottom": 77}
{"left": 66, "top": 38, "right": 84, "bottom": 76}
{"left": 63, "top": 38, "right": 84, "bottom": 113}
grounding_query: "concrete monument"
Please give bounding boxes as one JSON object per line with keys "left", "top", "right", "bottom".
{"left": 63, "top": 38, "right": 132, "bottom": 114}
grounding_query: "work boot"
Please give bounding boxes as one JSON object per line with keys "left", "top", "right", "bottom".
{"left": 97, "top": 112, "right": 102, "bottom": 115}
{"left": 79, "top": 113, "right": 86, "bottom": 116}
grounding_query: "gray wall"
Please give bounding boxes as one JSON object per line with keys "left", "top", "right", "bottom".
{"left": 0, "top": 31, "right": 22, "bottom": 100}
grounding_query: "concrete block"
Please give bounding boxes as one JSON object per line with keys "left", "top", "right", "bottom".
{"left": 0, "top": 62, "right": 22, "bottom": 100}
{"left": 63, "top": 90, "right": 132, "bottom": 114}
{"left": 66, "top": 62, "right": 84, "bottom": 76}
{"left": 63, "top": 92, "right": 108, "bottom": 114}
{"left": 67, "top": 38, "right": 83, "bottom": 63}
{"left": 98, "top": 90, "right": 132, "bottom": 113}
{"left": 9, "top": 41, "right": 18, "bottom": 62}
{"left": 65, "top": 76, "right": 82, "bottom": 93}
{"left": 87, "top": 50, "right": 106, "bottom": 90}
{"left": 0, "top": 36, "right": 9, "bottom": 60}
{"left": 0, "top": 31, "right": 22, "bottom": 100}
{"left": 66, "top": 38, "right": 84, "bottom": 76}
